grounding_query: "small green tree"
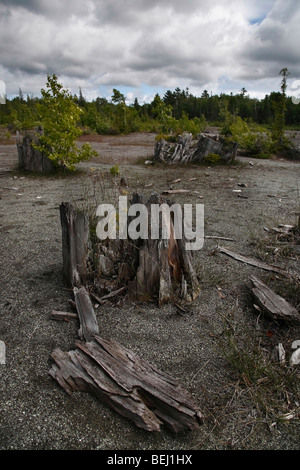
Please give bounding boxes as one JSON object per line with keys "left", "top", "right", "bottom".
{"left": 221, "top": 112, "right": 272, "bottom": 158}
{"left": 36, "top": 74, "right": 97, "bottom": 170}
{"left": 111, "top": 88, "right": 127, "bottom": 131}
{"left": 271, "top": 68, "right": 290, "bottom": 148}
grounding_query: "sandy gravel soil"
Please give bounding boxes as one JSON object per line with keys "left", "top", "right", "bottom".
{"left": 0, "top": 132, "right": 299, "bottom": 451}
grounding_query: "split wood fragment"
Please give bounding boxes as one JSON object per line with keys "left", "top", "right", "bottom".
{"left": 49, "top": 287, "right": 203, "bottom": 433}
{"left": 51, "top": 310, "right": 78, "bottom": 321}
{"left": 74, "top": 286, "right": 99, "bottom": 341}
{"left": 162, "top": 189, "right": 190, "bottom": 195}
{"left": 250, "top": 276, "right": 300, "bottom": 324}
{"left": 218, "top": 245, "right": 297, "bottom": 278}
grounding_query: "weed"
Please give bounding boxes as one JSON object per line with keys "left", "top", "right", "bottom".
{"left": 218, "top": 314, "right": 300, "bottom": 430}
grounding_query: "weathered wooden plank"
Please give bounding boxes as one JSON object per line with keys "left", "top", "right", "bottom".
{"left": 60, "top": 202, "right": 90, "bottom": 287}
{"left": 74, "top": 286, "right": 99, "bottom": 341}
{"left": 219, "top": 246, "right": 291, "bottom": 276}
{"left": 250, "top": 276, "right": 300, "bottom": 324}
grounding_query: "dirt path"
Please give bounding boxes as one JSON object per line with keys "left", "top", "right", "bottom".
{"left": 0, "top": 133, "right": 299, "bottom": 450}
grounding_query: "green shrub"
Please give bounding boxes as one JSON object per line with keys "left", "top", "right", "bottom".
{"left": 35, "top": 74, "right": 98, "bottom": 171}
{"left": 203, "top": 153, "right": 221, "bottom": 164}
{"left": 110, "top": 164, "right": 120, "bottom": 176}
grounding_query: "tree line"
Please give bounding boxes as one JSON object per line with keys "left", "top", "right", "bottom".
{"left": 1, "top": 71, "right": 299, "bottom": 169}
{"left": 1, "top": 72, "right": 299, "bottom": 137}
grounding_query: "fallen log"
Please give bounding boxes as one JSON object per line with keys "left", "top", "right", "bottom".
{"left": 250, "top": 276, "right": 300, "bottom": 324}
{"left": 49, "top": 336, "right": 203, "bottom": 433}
{"left": 49, "top": 289, "right": 203, "bottom": 433}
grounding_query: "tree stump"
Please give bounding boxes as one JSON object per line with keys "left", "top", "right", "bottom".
{"left": 154, "top": 133, "right": 238, "bottom": 164}
{"left": 16, "top": 128, "right": 56, "bottom": 173}
{"left": 127, "top": 193, "right": 200, "bottom": 305}
{"left": 60, "top": 193, "right": 200, "bottom": 306}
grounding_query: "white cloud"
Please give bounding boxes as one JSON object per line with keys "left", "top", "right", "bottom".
{"left": 0, "top": 0, "right": 299, "bottom": 101}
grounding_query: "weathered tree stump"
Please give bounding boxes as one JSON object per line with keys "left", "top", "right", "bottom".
{"left": 127, "top": 193, "right": 200, "bottom": 305}
{"left": 16, "top": 128, "right": 56, "bottom": 173}
{"left": 154, "top": 133, "right": 238, "bottom": 164}
{"left": 60, "top": 193, "right": 200, "bottom": 306}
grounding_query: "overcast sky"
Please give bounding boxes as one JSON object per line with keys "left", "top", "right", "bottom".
{"left": 1, "top": 0, "right": 300, "bottom": 103}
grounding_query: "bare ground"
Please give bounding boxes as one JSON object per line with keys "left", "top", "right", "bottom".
{"left": 0, "top": 132, "right": 300, "bottom": 450}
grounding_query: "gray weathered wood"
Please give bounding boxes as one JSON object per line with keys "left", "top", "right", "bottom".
{"left": 51, "top": 310, "right": 78, "bottom": 321}
{"left": 49, "top": 335, "right": 203, "bottom": 433}
{"left": 127, "top": 193, "right": 200, "bottom": 306}
{"left": 154, "top": 133, "right": 238, "bottom": 164}
{"left": 49, "top": 285, "right": 203, "bottom": 432}
{"left": 16, "top": 128, "right": 56, "bottom": 173}
{"left": 74, "top": 286, "right": 99, "bottom": 341}
{"left": 60, "top": 202, "right": 90, "bottom": 287}
{"left": 250, "top": 276, "right": 300, "bottom": 324}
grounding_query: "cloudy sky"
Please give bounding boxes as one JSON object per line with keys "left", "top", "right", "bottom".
{"left": 1, "top": 0, "right": 300, "bottom": 104}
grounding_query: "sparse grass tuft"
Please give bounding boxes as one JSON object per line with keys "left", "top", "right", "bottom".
{"left": 217, "top": 314, "right": 300, "bottom": 432}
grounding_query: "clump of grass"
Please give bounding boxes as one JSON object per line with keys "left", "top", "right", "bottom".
{"left": 218, "top": 318, "right": 300, "bottom": 428}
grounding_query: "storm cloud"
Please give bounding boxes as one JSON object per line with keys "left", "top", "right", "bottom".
{"left": 0, "top": 0, "right": 299, "bottom": 102}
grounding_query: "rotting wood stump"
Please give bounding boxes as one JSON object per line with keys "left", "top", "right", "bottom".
{"left": 16, "top": 127, "right": 56, "bottom": 174}
{"left": 126, "top": 193, "right": 200, "bottom": 306}
{"left": 49, "top": 286, "right": 203, "bottom": 433}
{"left": 59, "top": 192, "right": 200, "bottom": 307}
{"left": 154, "top": 133, "right": 238, "bottom": 164}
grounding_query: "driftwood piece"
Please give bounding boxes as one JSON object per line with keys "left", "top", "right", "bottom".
{"left": 74, "top": 286, "right": 99, "bottom": 341}
{"left": 60, "top": 202, "right": 91, "bottom": 287}
{"left": 162, "top": 189, "right": 190, "bottom": 195}
{"left": 250, "top": 276, "right": 300, "bottom": 324}
{"left": 50, "top": 335, "right": 203, "bottom": 433}
{"left": 51, "top": 310, "right": 78, "bottom": 321}
{"left": 218, "top": 246, "right": 293, "bottom": 277}
{"left": 49, "top": 286, "right": 203, "bottom": 432}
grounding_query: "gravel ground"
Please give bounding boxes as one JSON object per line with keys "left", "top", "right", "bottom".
{"left": 0, "top": 132, "right": 300, "bottom": 451}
